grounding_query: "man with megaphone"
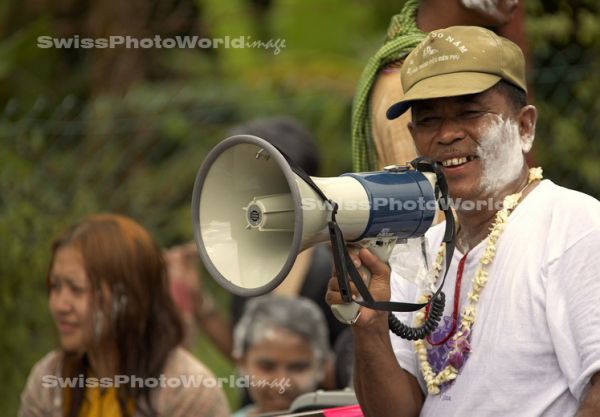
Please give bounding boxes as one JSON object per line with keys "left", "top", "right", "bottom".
{"left": 326, "top": 26, "right": 600, "bottom": 417}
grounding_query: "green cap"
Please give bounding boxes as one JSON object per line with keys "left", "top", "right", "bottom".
{"left": 386, "top": 26, "right": 527, "bottom": 119}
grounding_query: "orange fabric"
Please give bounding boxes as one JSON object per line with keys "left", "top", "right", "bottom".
{"left": 63, "top": 370, "right": 135, "bottom": 417}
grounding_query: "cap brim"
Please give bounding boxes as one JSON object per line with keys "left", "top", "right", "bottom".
{"left": 386, "top": 72, "right": 502, "bottom": 120}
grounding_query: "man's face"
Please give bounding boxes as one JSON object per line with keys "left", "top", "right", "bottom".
{"left": 408, "top": 86, "right": 529, "bottom": 202}
{"left": 460, "top": 0, "right": 519, "bottom": 26}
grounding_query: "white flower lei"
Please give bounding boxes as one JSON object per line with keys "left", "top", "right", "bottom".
{"left": 414, "top": 167, "right": 543, "bottom": 395}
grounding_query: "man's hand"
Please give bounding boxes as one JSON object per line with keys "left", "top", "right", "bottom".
{"left": 576, "top": 372, "right": 600, "bottom": 417}
{"left": 325, "top": 247, "right": 391, "bottom": 331}
{"left": 326, "top": 246, "right": 424, "bottom": 417}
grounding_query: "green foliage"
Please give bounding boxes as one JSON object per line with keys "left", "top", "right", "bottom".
{"left": 0, "top": 62, "right": 357, "bottom": 415}
{"left": 526, "top": 0, "right": 600, "bottom": 197}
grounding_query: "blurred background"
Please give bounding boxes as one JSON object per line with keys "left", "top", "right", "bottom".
{"left": 1, "top": 0, "right": 599, "bottom": 413}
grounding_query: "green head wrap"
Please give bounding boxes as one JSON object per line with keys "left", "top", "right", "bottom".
{"left": 351, "top": 0, "right": 425, "bottom": 172}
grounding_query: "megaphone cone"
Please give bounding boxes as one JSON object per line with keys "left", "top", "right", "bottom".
{"left": 192, "top": 135, "right": 304, "bottom": 296}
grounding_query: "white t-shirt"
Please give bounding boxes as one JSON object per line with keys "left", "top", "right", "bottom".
{"left": 390, "top": 180, "right": 600, "bottom": 417}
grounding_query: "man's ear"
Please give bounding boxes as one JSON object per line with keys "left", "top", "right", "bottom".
{"left": 407, "top": 120, "right": 415, "bottom": 140}
{"left": 517, "top": 105, "right": 537, "bottom": 153}
{"left": 408, "top": 107, "right": 419, "bottom": 141}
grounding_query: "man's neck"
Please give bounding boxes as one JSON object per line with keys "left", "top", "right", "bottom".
{"left": 456, "top": 208, "right": 496, "bottom": 253}
{"left": 455, "top": 169, "right": 534, "bottom": 252}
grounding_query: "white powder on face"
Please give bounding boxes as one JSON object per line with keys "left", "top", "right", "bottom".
{"left": 521, "top": 127, "right": 535, "bottom": 153}
{"left": 460, "top": 0, "right": 515, "bottom": 18}
{"left": 476, "top": 116, "right": 525, "bottom": 195}
{"left": 461, "top": 0, "right": 499, "bottom": 14}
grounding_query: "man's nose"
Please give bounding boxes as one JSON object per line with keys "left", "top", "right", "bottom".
{"left": 435, "top": 117, "right": 466, "bottom": 145}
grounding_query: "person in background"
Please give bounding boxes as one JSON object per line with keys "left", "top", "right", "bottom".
{"left": 20, "top": 214, "right": 229, "bottom": 417}
{"left": 352, "top": 0, "right": 529, "bottom": 172}
{"left": 165, "top": 240, "right": 230, "bottom": 351}
{"left": 232, "top": 294, "right": 332, "bottom": 417}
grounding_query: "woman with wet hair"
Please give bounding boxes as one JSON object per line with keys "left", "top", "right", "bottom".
{"left": 20, "top": 214, "right": 229, "bottom": 417}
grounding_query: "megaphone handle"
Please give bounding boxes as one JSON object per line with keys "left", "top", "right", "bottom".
{"left": 331, "top": 243, "right": 393, "bottom": 325}
{"left": 331, "top": 246, "right": 369, "bottom": 325}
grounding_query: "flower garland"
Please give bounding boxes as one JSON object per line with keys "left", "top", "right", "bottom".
{"left": 414, "top": 167, "right": 543, "bottom": 395}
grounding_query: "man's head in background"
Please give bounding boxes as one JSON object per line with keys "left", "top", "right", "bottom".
{"left": 459, "top": 0, "right": 519, "bottom": 27}
{"left": 229, "top": 116, "right": 321, "bottom": 176}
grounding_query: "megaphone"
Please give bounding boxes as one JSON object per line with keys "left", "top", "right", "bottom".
{"left": 192, "top": 135, "right": 444, "bottom": 325}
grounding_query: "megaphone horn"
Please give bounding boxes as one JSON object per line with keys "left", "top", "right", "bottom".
{"left": 192, "top": 135, "right": 446, "bottom": 325}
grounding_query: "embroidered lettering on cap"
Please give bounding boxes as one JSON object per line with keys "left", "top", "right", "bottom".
{"left": 445, "top": 36, "right": 469, "bottom": 53}
{"left": 422, "top": 46, "right": 439, "bottom": 58}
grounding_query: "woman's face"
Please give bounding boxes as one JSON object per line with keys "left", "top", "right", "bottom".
{"left": 240, "top": 328, "right": 321, "bottom": 414}
{"left": 48, "top": 246, "right": 93, "bottom": 353}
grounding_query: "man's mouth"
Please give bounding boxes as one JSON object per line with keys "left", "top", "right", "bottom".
{"left": 439, "top": 155, "right": 478, "bottom": 168}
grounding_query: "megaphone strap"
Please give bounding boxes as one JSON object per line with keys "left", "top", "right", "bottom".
{"left": 328, "top": 209, "right": 453, "bottom": 313}
{"left": 271, "top": 143, "right": 331, "bottom": 204}
{"left": 326, "top": 207, "right": 448, "bottom": 341}
{"left": 352, "top": 158, "right": 455, "bottom": 339}
{"left": 327, "top": 205, "right": 355, "bottom": 304}
{"left": 336, "top": 157, "right": 454, "bottom": 306}
{"left": 325, "top": 158, "right": 455, "bottom": 339}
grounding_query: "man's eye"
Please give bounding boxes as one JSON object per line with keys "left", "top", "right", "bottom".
{"left": 416, "top": 117, "right": 440, "bottom": 126}
{"left": 460, "top": 110, "right": 485, "bottom": 119}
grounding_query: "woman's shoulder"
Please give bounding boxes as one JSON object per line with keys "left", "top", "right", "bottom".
{"left": 19, "top": 350, "right": 64, "bottom": 417}
{"left": 163, "top": 347, "right": 216, "bottom": 378}
{"left": 25, "top": 350, "right": 64, "bottom": 383}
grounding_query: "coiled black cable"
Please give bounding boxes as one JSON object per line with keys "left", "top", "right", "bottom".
{"left": 388, "top": 292, "right": 445, "bottom": 340}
